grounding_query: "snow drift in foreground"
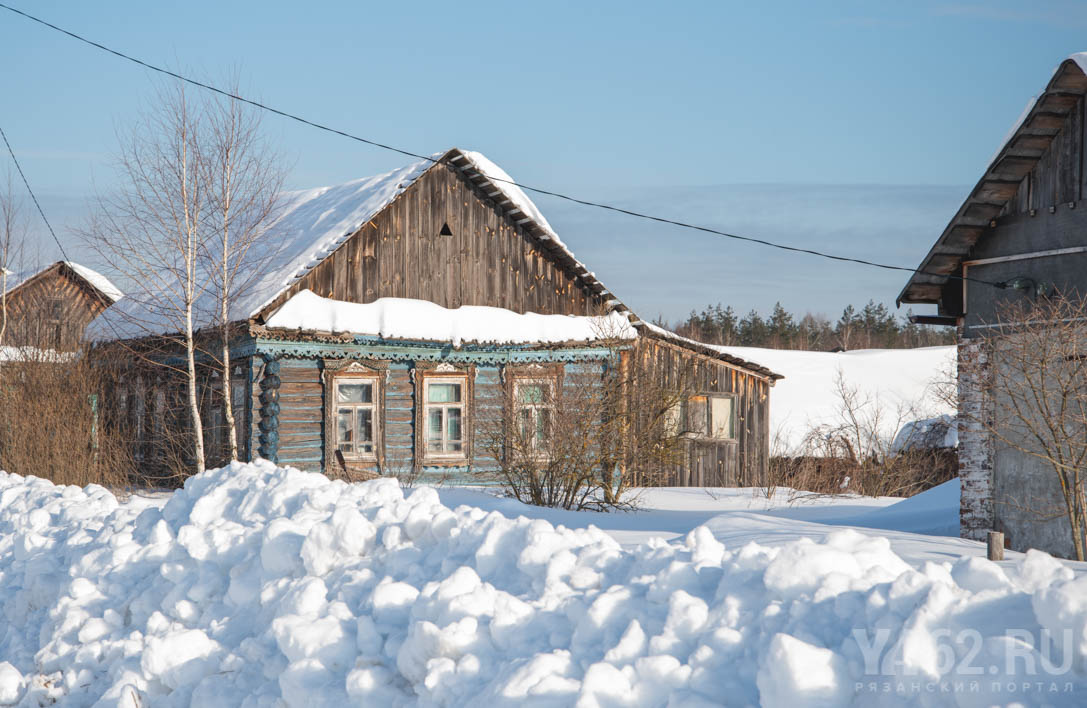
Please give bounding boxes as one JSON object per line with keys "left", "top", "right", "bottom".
{"left": 2, "top": 463, "right": 1085, "bottom": 707}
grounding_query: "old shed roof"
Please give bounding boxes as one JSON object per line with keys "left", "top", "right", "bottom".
{"left": 4, "top": 261, "right": 123, "bottom": 303}
{"left": 898, "top": 53, "right": 1087, "bottom": 305}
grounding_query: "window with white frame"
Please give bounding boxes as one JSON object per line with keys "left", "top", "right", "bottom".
{"left": 677, "top": 393, "right": 736, "bottom": 441}
{"left": 424, "top": 377, "right": 465, "bottom": 457}
{"left": 334, "top": 377, "right": 378, "bottom": 459}
{"left": 514, "top": 379, "right": 554, "bottom": 456}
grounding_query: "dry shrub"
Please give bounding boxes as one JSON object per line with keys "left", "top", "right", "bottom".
{"left": 767, "top": 368, "right": 956, "bottom": 499}
{"left": 0, "top": 347, "right": 133, "bottom": 488}
{"left": 768, "top": 449, "right": 956, "bottom": 498}
{"left": 475, "top": 345, "right": 688, "bottom": 510}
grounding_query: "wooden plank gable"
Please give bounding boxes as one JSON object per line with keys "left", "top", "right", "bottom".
{"left": 258, "top": 160, "right": 606, "bottom": 319}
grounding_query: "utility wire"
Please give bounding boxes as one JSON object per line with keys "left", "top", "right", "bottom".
{"left": 0, "top": 122, "right": 71, "bottom": 264}
{"left": 0, "top": 1, "right": 1006, "bottom": 291}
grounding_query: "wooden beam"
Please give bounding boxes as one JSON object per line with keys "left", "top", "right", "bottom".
{"left": 1036, "top": 92, "right": 1081, "bottom": 113}
{"left": 989, "top": 156, "right": 1037, "bottom": 180}
{"left": 1023, "top": 112, "right": 1067, "bottom": 133}
{"left": 1048, "top": 61, "right": 1087, "bottom": 93}
{"left": 975, "top": 180, "right": 1021, "bottom": 203}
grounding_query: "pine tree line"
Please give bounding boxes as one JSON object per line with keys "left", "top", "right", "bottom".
{"left": 662, "top": 301, "right": 955, "bottom": 351}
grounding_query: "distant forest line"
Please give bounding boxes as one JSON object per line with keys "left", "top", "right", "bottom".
{"left": 657, "top": 301, "right": 956, "bottom": 351}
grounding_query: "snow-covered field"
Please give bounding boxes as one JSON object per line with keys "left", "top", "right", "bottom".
{"left": 716, "top": 346, "right": 957, "bottom": 452}
{"left": 2, "top": 462, "right": 1086, "bottom": 707}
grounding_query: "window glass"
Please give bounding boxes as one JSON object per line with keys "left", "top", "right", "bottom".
{"left": 357, "top": 409, "right": 374, "bottom": 452}
{"left": 428, "top": 383, "right": 461, "bottom": 403}
{"left": 518, "top": 383, "right": 548, "bottom": 404}
{"left": 687, "top": 396, "right": 708, "bottom": 436}
{"left": 337, "top": 408, "right": 353, "bottom": 452}
{"left": 337, "top": 383, "right": 372, "bottom": 404}
{"left": 333, "top": 378, "right": 377, "bottom": 459}
{"left": 427, "top": 408, "right": 443, "bottom": 452}
{"left": 448, "top": 407, "right": 462, "bottom": 443}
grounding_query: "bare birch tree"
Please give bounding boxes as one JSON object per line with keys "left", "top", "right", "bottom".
{"left": 82, "top": 82, "right": 211, "bottom": 475}
{"left": 200, "top": 86, "right": 284, "bottom": 460}
{"left": 972, "top": 293, "right": 1087, "bottom": 561}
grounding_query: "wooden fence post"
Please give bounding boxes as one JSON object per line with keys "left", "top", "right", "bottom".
{"left": 987, "top": 531, "right": 1005, "bottom": 561}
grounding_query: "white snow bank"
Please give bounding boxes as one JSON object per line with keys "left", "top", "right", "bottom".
{"left": 2, "top": 463, "right": 1086, "bottom": 706}
{"left": 715, "top": 345, "right": 956, "bottom": 453}
{"left": 265, "top": 289, "right": 636, "bottom": 346}
{"left": 843, "top": 478, "right": 961, "bottom": 537}
{"left": 891, "top": 413, "right": 957, "bottom": 453}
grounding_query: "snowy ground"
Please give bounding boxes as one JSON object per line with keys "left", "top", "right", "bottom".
{"left": 3, "top": 463, "right": 1087, "bottom": 707}
{"left": 713, "top": 346, "right": 957, "bottom": 452}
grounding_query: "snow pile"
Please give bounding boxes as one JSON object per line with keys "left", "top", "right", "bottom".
{"left": 2, "top": 463, "right": 1086, "bottom": 706}
{"left": 715, "top": 345, "right": 956, "bottom": 452}
{"left": 891, "top": 414, "right": 957, "bottom": 453}
{"left": 265, "top": 289, "right": 635, "bottom": 346}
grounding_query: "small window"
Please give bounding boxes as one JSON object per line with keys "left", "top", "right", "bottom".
{"left": 515, "top": 379, "right": 554, "bottom": 457}
{"left": 678, "top": 394, "right": 736, "bottom": 440}
{"left": 47, "top": 297, "right": 64, "bottom": 349}
{"left": 439, "top": 222, "right": 453, "bottom": 237}
{"left": 424, "top": 377, "right": 466, "bottom": 458}
{"left": 334, "top": 378, "right": 378, "bottom": 459}
{"left": 710, "top": 396, "right": 736, "bottom": 440}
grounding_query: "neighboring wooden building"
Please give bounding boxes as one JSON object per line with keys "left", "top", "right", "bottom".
{"left": 100, "top": 148, "right": 780, "bottom": 485}
{"left": 898, "top": 53, "right": 1087, "bottom": 557}
{"left": 2, "top": 261, "right": 123, "bottom": 352}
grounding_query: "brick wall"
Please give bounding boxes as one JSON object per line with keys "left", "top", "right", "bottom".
{"left": 957, "top": 333, "right": 994, "bottom": 540}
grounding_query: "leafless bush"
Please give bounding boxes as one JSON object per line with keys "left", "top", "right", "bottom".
{"left": 0, "top": 346, "right": 133, "bottom": 488}
{"left": 768, "top": 369, "right": 955, "bottom": 499}
{"left": 475, "top": 342, "right": 688, "bottom": 511}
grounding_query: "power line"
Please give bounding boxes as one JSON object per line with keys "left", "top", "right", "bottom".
{"left": 0, "top": 122, "right": 71, "bottom": 263}
{"left": 0, "top": 1, "right": 1006, "bottom": 292}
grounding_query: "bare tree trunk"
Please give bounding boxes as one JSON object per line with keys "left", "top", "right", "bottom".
{"left": 81, "top": 81, "right": 210, "bottom": 479}
{"left": 201, "top": 85, "right": 284, "bottom": 463}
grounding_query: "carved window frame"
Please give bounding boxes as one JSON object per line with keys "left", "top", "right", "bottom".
{"left": 504, "top": 363, "right": 564, "bottom": 461}
{"left": 414, "top": 362, "right": 474, "bottom": 465}
{"left": 322, "top": 359, "right": 388, "bottom": 471}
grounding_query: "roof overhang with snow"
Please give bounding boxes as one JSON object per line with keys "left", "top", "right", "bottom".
{"left": 4, "top": 261, "right": 123, "bottom": 303}
{"left": 248, "top": 148, "right": 780, "bottom": 380}
{"left": 898, "top": 54, "right": 1087, "bottom": 307}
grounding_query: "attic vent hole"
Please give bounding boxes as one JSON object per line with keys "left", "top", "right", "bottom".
{"left": 439, "top": 222, "right": 453, "bottom": 237}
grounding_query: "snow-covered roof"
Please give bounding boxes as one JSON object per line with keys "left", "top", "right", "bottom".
{"left": 264, "top": 289, "right": 636, "bottom": 347}
{"left": 91, "top": 147, "right": 775, "bottom": 377}
{"left": 899, "top": 52, "right": 1087, "bottom": 305}
{"left": 3, "top": 261, "right": 123, "bottom": 303}
{"left": 243, "top": 148, "right": 616, "bottom": 321}
{"left": 641, "top": 322, "right": 782, "bottom": 380}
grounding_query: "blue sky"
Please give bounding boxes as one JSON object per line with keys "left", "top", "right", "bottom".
{"left": 2, "top": 1, "right": 1085, "bottom": 322}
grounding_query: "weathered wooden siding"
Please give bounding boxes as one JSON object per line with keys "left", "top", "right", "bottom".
{"left": 1002, "top": 95, "right": 1086, "bottom": 217}
{"left": 274, "top": 358, "right": 323, "bottom": 471}
{"left": 261, "top": 162, "right": 606, "bottom": 318}
{"left": 634, "top": 337, "right": 770, "bottom": 487}
{"left": 4, "top": 263, "right": 110, "bottom": 350}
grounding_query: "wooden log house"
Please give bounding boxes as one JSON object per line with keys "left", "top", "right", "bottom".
{"left": 2, "top": 261, "right": 122, "bottom": 353}
{"left": 99, "top": 148, "right": 780, "bottom": 485}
